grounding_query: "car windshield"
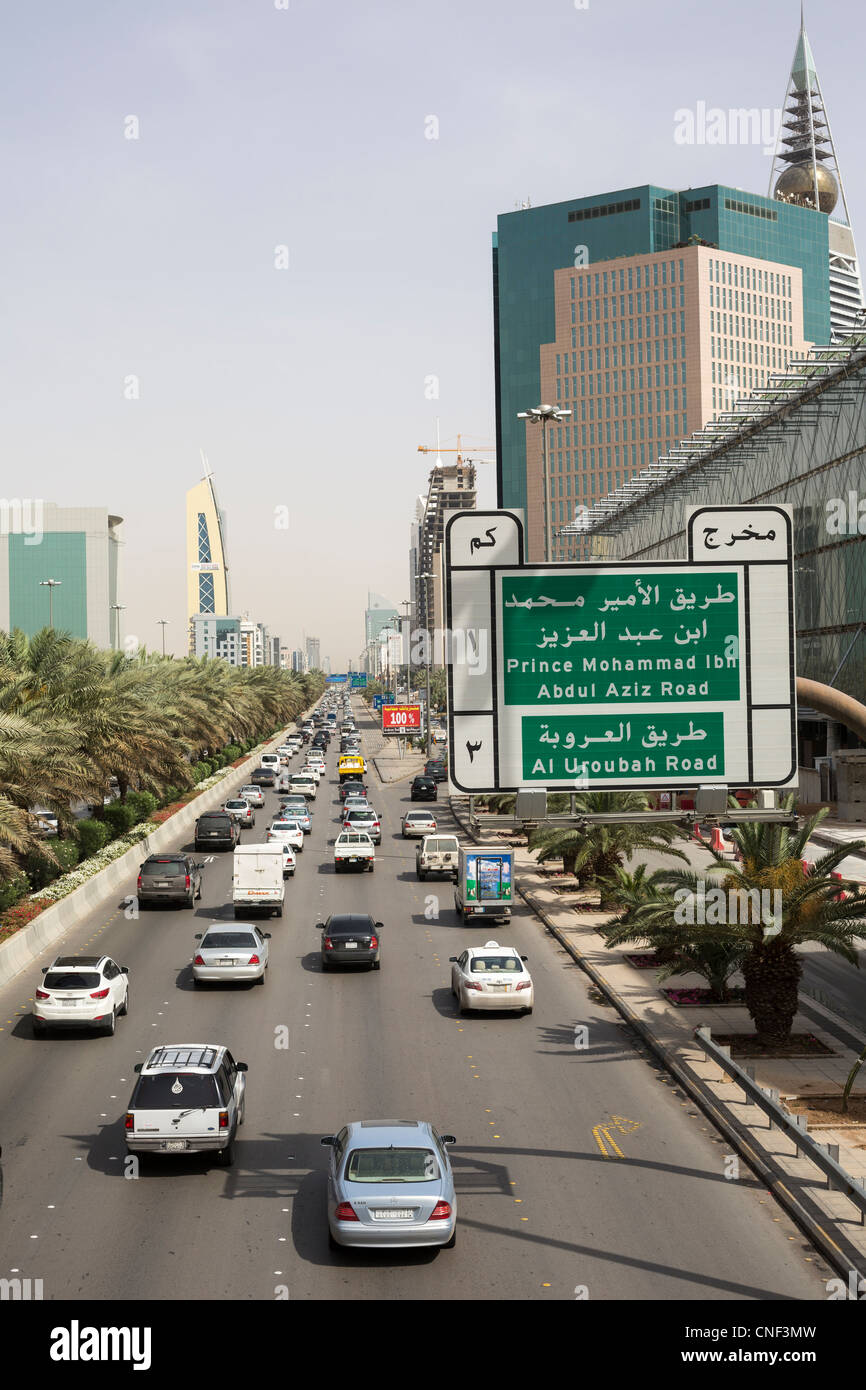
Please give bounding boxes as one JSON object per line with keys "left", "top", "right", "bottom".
{"left": 140, "top": 861, "right": 183, "bottom": 876}
{"left": 407, "top": 813, "right": 431, "bottom": 822}
{"left": 345, "top": 1148, "right": 439, "bottom": 1183}
{"left": 202, "top": 932, "right": 258, "bottom": 949}
{"left": 225, "top": 802, "right": 246, "bottom": 810}
{"left": 241, "top": 788, "right": 259, "bottom": 795}
{"left": 44, "top": 971, "right": 101, "bottom": 990}
{"left": 132, "top": 1074, "right": 221, "bottom": 1109}
{"left": 348, "top": 811, "right": 374, "bottom": 821}
{"left": 470, "top": 956, "right": 521, "bottom": 973}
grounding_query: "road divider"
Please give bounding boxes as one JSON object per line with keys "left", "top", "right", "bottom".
{"left": 0, "top": 716, "right": 314, "bottom": 990}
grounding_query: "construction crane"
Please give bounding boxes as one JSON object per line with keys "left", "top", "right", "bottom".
{"left": 417, "top": 433, "right": 495, "bottom": 465}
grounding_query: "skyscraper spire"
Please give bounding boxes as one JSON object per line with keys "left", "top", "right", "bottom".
{"left": 769, "top": 9, "right": 863, "bottom": 338}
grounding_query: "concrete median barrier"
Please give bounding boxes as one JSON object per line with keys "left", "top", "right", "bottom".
{"left": 0, "top": 718, "right": 312, "bottom": 989}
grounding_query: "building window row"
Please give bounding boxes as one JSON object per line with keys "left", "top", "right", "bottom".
{"left": 568, "top": 197, "right": 641, "bottom": 222}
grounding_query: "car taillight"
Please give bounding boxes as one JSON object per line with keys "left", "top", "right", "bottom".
{"left": 185, "top": 875, "right": 191, "bottom": 890}
{"left": 428, "top": 1201, "right": 452, "bottom": 1222}
{"left": 370, "top": 935, "right": 378, "bottom": 949}
{"left": 248, "top": 954, "right": 261, "bottom": 965}
{"left": 90, "top": 988, "right": 110, "bottom": 999}
{"left": 194, "top": 954, "right": 205, "bottom": 966}
{"left": 516, "top": 980, "right": 531, "bottom": 991}
{"left": 466, "top": 982, "right": 482, "bottom": 992}
{"left": 324, "top": 938, "right": 334, "bottom": 951}
{"left": 334, "top": 1202, "right": 359, "bottom": 1222}
{"left": 35, "top": 988, "right": 49, "bottom": 1000}
{"left": 219, "top": 1110, "right": 229, "bottom": 1130}
{"left": 137, "top": 874, "right": 142, "bottom": 891}
{"left": 125, "top": 1113, "right": 134, "bottom": 1130}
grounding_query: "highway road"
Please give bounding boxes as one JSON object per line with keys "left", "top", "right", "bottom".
{"left": 0, "top": 704, "right": 832, "bottom": 1301}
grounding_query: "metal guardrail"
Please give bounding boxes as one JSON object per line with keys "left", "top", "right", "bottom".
{"left": 694, "top": 1025, "right": 866, "bottom": 1225}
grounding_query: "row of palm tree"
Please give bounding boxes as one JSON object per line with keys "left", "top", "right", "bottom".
{"left": 0, "top": 628, "right": 325, "bottom": 879}
{"left": 520, "top": 789, "right": 866, "bottom": 1046}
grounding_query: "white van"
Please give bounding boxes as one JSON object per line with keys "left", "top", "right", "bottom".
{"left": 260, "top": 753, "right": 281, "bottom": 773}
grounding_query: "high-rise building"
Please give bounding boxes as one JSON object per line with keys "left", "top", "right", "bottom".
{"left": 0, "top": 503, "right": 123, "bottom": 645}
{"left": 305, "top": 636, "right": 321, "bottom": 671}
{"left": 493, "top": 183, "right": 831, "bottom": 548}
{"left": 769, "top": 14, "right": 863, "bottom": 339}
{"left": 413, "top": 461, "right": 477, "bottom": 664}
{"left": 532, "top": 243, "right": 810, "bottom": 562}
{"left": 240, "top": 619, "right": 268, "bottom": 667}
{"left": 186, "top": 457, "right": 230, "bottom": 652}
{"left": 290, "top": 648, "right": 307, "bottom": 674}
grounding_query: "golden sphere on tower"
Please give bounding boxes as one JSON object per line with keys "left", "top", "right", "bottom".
{"left": 774, "top": 162, "right": 838, "bottom": 214}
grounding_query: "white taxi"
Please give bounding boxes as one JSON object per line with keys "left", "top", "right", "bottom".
{"left": 449, "top": 941, "right": 533, "bottom": 1016}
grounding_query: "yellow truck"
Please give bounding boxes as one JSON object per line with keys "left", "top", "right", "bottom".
{"left": 338, "top": 754, "right": 366, "bottom": 783}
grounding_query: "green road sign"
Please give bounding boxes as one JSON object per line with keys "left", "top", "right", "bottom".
{"left": 444, "top": 506, "right": 796, "bottom": 794}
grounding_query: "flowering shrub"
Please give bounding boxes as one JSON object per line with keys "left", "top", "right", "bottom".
{"left": 0, "top": 897, "right": 53, "bottom": 939}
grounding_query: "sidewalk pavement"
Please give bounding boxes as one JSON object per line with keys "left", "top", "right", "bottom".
{"left": 450, "top": 796, "right": 866, "bottom": 1276}
{"left": 518, "top": 850, "right": 866, "bottom": 1273}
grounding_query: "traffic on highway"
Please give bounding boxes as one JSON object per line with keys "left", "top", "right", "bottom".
{"left": 0, "top": 693, "right": 836, "bottom": 1305}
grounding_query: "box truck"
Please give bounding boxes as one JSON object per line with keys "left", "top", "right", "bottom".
{"left": 453, "top": 847, "right": 513, "bottom": 924}
{"left": 232, "top": 843, "right": 285, "bottom": 919}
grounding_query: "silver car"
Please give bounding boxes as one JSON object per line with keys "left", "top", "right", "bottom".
{"left": 223, "top": 798, "right": 255, "bottom": 829}
{"left": 401, "top": 810, "right": 438, "bottom": 839}
{"left": 192, "top": 924, "right": 270, "bottom": 985}
{"left": 321, "top": 1120, "right": 457, "bottom": 1249}
{"left": 240, "top": 785, "right": 266, "bottom": 810}
{"left": 279, "top": 799, "right": 312, "bottom": 833}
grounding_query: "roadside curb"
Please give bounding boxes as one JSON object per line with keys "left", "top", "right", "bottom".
{"left": 0, "top": 712, "right": 316, "bottom": 991}
{"left": 449, "top": 796, "right": 866, "bottom": 1285}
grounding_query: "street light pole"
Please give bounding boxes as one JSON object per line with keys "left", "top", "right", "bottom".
{"left": 39, "top": 579, "right": 62, "bottom": 629}
{"left": 157, "top": 619, "right": 169, "bottom": 657}
{"left": 111, "top": 604, "right": 126, "bottom": 652}
{"left": 517, "top": 404, "right": 572, "bottom": 562}
{"left": 418, "top": 571, "right": 434, "bottom": 759}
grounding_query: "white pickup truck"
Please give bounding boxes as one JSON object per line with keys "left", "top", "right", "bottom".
{"left": 334, "top": 831, "right": 375, "bottom": 873}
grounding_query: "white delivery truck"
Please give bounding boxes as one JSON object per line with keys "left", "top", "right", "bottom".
{"left": 232, "top": 843, "right": 285, "bottom": 919}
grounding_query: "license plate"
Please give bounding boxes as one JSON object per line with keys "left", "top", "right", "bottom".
{"left": 218, "top": 959, "right": 235, "bottom": 966}
{"left": 62, "top": 999, "right": 78, "bottom": 1007}
{"left": 344, "top": 942, "right": 358, "bottom": 949}
{"left": 157, "top": 881, "right": 171, "bottom": 888}
{"left": 165, "top": 1140, "right": 187, "bottom": 1152}
{"left": 490, "top": 984, "right": 508, "bottom": 992}
{"left": 372, "top": 1208, "right": 414, "bottom": 1220}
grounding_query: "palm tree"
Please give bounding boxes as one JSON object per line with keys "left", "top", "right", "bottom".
{"left": 599, "top": 865, "right": 747, "bottom": 1002}
{"left": 528, "top": 789, "right": 688, "bottom": 903}
{"left": 644, "top": 797, "right": 866, "bottom": 1044}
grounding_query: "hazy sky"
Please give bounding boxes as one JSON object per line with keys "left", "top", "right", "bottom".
{"left": 2, "top": 0, "right": 861, "bottom": 665}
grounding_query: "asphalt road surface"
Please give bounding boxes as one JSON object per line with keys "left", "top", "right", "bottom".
{"left": 0, "top": 719, "right": 832, "bottom": 1301}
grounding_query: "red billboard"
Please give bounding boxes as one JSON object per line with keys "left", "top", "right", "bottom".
{"left": 381, "top": 703, "right": 422, "bottom": 734}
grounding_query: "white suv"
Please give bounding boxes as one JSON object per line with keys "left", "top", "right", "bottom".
{"left": 125, "top": 1044, "right": 248, "bottom": 1166}
{"left": 34, "top": 954, "right": 129, "bottom": 1036}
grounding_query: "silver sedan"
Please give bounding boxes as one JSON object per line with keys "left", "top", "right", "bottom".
{"left": 192, "top": 924, "right": 270, "bottom": 986}
{"left": 321, "top": 1120, "right": 457, "bottom": 1250}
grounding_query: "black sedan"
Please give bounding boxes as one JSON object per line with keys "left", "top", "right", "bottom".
{"left": 424, "top": 761, "right": 448, "bottom": 783}
{"left": 318, "top": 914, "right": 382, "bottom": 970}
